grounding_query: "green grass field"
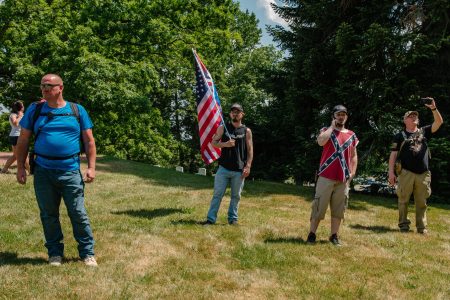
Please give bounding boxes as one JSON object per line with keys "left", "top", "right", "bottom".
{"left": 1, "top": 157, "right": 449, "bottom": 299}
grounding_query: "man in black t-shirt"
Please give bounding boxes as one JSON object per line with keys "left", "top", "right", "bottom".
{"left": 202, "top": 103, "right": 253, "bottom": 225}
{"left": 388, "top": 98, "right": 443, "bottom": 234}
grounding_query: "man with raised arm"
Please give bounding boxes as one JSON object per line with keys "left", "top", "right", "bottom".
{"left": 388, "top": 98, "right": 443, "bottom": 234}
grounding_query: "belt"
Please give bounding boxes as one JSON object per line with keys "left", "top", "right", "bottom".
{"left": 34, "top": 152, "right": 80, "bottom": 160}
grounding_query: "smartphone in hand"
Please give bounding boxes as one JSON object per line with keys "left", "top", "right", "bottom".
{"left": 421, "top": 98, "right": 432, "bottom": 105}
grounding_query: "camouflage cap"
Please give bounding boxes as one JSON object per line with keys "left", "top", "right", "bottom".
{"left": 230, "top": 103, "right": 243, "bottom": 112}
{"left": 403, "top": 111, "right": 419, "bottom": 119}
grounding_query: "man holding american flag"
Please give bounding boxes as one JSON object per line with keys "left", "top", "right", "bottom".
{"left": 202, "top": 103, "right": 253, "bottom": 225}
{"left": 193, "top": 50, "right": 253, "bottom": 225}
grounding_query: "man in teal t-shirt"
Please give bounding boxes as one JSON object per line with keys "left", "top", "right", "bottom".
{"left": 16, "top": 74, "right": 98, "bottom": 267}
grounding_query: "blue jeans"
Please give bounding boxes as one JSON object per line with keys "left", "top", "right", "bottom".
{"left": 207, "top": 165, "right": 245, "bottom": 223}
{"left": 34, "top": 165, "right": 95, "bottom": 259}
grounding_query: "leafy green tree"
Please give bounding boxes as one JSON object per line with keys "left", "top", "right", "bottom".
{"left": 0, "top": 0, "right": 271, "bottom": 169}
{"left": 0, "top": 113, "right": 10, "bottom": 151}
{"left": 221, "top": 46, "right": 286, "bottom": 179}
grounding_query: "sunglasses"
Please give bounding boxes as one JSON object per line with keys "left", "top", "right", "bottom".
{"left": 40, "top": 83, "right": 61, "bottom": 89}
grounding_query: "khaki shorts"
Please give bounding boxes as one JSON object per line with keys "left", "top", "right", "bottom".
{"left": 311, "top": 176, "right": 349, "bottom": 220}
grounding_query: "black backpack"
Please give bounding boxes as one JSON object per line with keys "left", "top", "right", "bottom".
{"left": 30, "top": 101, "right": 84, "bottom": 157}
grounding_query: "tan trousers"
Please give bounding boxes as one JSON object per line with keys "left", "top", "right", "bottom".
{"left": 396, "top": 169, "right": 431, "bottom": 232}
{"left": 311, "top": 176, "right": 349, "bottom": 220}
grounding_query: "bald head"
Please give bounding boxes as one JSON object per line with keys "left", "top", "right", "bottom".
{"left": 41, "top": 74, "right": 63, "bottom": 85}
{"left": 40, "top": 74, "right": 64, "bottom": 102}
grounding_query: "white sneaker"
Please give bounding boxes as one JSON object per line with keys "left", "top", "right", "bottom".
{"left": 49, "top": 256, "right": 62, "bottom": 266}
{"left": 83, "top": 256, "right": 98, "bottom": 267}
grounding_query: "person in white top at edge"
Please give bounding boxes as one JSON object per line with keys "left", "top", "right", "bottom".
{"left": 1, "top": 101, "right": 30, "bottom": 174}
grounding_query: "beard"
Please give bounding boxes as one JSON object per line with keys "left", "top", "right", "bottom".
{"left": 335, "top": 121, "right": 344, "bottom": 128}
{"left": 232, "top": 117, "right": 239, "bottom": 122}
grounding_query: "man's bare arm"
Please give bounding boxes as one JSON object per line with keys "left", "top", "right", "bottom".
{"left": 16, "top": 129, "right": 32, "bottom": 184}
{"left": 242, "top": 128, "right": 253, "bottom": 178}
{"left": 82, "top": 129, "right": 96, "bottom": 183}
{"left": 317, "top": 120, "right": 337, "bottom": 146}
{"left": 430, "top": 109, "right": 443, "bottom": 133}
{"left": 388, "top": 151, "right": 398, "bottom": 186}
{"left": 350, "top": 147, "right": 358, "bottom": 180}
{"left": 212, "top": 126, "right": 235, "bottom": 148}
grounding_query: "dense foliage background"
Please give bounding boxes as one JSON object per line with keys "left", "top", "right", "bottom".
{"left": 1, "top": 0, "right": 448, "bottom": 200}
{"left": 268, "top": 0, "right": 449, "bottom": 200}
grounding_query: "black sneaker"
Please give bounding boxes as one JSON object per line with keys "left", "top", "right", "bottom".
{"left": 306, "top": 232, "right": 316, "bottom": 244}
{"left": 228, "top": 220, "right": 238, "bottom": 225}
{"left": 201, "top": 220, "right": 214, "bottom": 226}
{"left": 329, "top": 234, "right": 341, "bottom": 246}
{"left": 400, "top": 228, "right": 410, "bottom": 233}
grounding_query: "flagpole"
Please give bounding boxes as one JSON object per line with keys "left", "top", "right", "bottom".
{"left": 192, "top": 48, "right": 231, "bottom": 138}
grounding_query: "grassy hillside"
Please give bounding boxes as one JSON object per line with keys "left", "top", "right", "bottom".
{"left": 0, "top": 157, "right": 449, "bottom": 299}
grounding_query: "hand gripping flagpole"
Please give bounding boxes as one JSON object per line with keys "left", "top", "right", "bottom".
{"left": 192, "top": 49, "right": 231, "bottom": 138}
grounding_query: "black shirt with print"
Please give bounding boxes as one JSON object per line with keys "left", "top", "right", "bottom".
{"left": 391, "top": 125, "right": 432, "bottom": 174}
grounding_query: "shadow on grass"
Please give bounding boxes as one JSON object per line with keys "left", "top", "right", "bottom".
{"left": 93, "top": 157, "right": 450, "bottom": 209}
{"left": 94, "top": 157, "right": 305, "bottom": 197}
{"left": 348, "top": 193, "right": 399, "bottom": 211}
{"left": 0, "top": 252, "right": 47, "bottom": 266}
{"left": 171, "top": 219, "right": 232, "bottom": 226}
{"left": 264, "top": 237, "right": 334, "bottom": 245}
{"left": 349, "top": 224, "right": 398, "bottom": 233}
{"left": 63, "top": 257, "right": 84, "bottom": 263}
{"left": 303, "top": 192, "right": 397, "bottom": 211}
{"left": 347, "top": 201, "right": 369, "bottom": 211}
{"left": 264, "top": 237, "right": 306, "bottom": 244}
{"left": 112, "top": 208, "right": 188, "bottom": 219}
{"left": 170, "top": 219, "right": 205, "bottom": 225}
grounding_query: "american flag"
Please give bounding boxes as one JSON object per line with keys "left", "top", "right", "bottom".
{"left": 193, "top": 50, "right": 224, "bottom": 164}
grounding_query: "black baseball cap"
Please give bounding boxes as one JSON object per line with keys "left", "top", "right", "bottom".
{"left": 230, "top": 103, "right": 243, "bottom": 112}
{"left": 332, "top": 105, "right": 347, "bottom": 114}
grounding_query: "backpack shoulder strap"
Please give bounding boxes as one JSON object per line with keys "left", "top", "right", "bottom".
{"left": 401, "top": 131, "right": 407, "bottom": 140}
{"left": 31, "top": 102, "right": 45, "bottom": 133}
{"left": 419, "top": 127, "right": 426, "bottom": 137}
{"left": 397, "top": 131, "right": 408, "bottom": 155}
{"left": 69, "top": 102, "right": 80, "bottom": 123}
{"left": 418, "top": 127, "right": 431, "bottom": 159}
{"left": 69, "top": 102, "right": 85, "bottom": 154}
